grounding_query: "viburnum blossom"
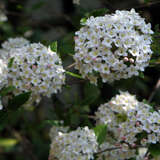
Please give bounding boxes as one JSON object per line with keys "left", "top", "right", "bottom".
{"left": 0, "top": 38, "right": 65, "bottom": 107}
{"left": 0, "top": 37, "right": 30, "bottom": 59}
{"left": 49, "top": 125, "right": 69, "bottom": 140}
{"left": 49, "top": 127, "right": 98, "bottom": 160}
{"left": 74, "top": 9, "right": 153, "bottom": 84}
{"left": 95, "top": 91, "right": 160, "bottom": 160}
{"left": 0, "top": 59, "right": 8, "bottom": 90}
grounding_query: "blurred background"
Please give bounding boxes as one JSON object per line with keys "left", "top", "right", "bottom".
{"left": 1, "top": 0, "right": 160, "bottom": 159}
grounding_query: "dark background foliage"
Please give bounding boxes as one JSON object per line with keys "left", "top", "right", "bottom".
{"left": 1, "top": 0, "right": 160, "bottom": 159}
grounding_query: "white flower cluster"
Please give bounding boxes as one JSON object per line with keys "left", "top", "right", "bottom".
{"left": 0, "top": 59, "right": 8, "bottom": 90}
{"left": 95, "top": 91, "right": 160, "bottom": 160}
{"left": 74, "top": 9, "right": 153, "bottom": 84}
{"left": 0, "top": 37, "right": 65, "bottom": 107}
{"left": 49, "top": 125, "right": 69, "bottom": 140}
{"left": 49, "top": 127, "right": 98, "bottom": 160}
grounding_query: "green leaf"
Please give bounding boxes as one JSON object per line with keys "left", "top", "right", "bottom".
{"left": 82, "top": 83, "right": 100, "bottom": 105}
{"left": 65, "top": 71, "right": 83, "bottom": 79}
{"left": 139, "top": 72, "right": 145, "bottom": 79}
{"left": 8, "top": 57, "right": 14, "bottom": 68}
{"left": 80, "top": 18, "right": 87, "bottom": 25}
{"left": 50, "top": 41, "right": 57, "bottom": 52}
{"left": 93, "top": 124, "right": 107, "bottom": 145}
{"left": 0, "top": 138, "right": 18, "bottom": 148}
{"left": 149, "top": 143, "right": 160, "bottom": 157}
{"left": 86, "top": 8, "right": 109, "bottom": 18}
{"left": 0, "top": 86, "right": 15, "bottom": 97}
{"left": 8, "top": 92, "right": 31, "bottom": 109}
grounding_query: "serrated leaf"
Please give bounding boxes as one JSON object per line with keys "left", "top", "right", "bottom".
{"left": 93, "top": 124, "right": 107, "bottom": 145}
{"left": 65, "top": 71, "right": 83, "bottom": 79}
{"left": 50, "top": 41, "right": 57, "bottom": 52}
{"left": 149, "top": 143, "right": 160, "bottom": 157}
{"left": 8, "top": 92, "right": 31, "bottom": 109}
{"left": 8, "top": 57, "right": 14, "bottom": 68}
{"left": 0, "top": 86, "right": 15, "bottom": 97}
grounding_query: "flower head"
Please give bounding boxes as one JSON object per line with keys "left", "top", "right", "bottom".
{"left": 74, "top": 9, "right": 153, "bottom": 84}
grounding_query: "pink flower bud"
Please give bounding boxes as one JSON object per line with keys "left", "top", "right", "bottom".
{"left": 131, "top": 143, "right": 136, "bottom": 148}
{"left": 136, "top": 121, "right": 140, "bottom": 127}
{"left": 74, "top": 36, "right": 78, "bottom": 40}
{"left": 129, "top": 58, "right": 134, "bottom": 63}
{"left": 121, "top": 136, "right": 126, "bottom": 141}
{"left": 123, "top": 57, "right": 128, "bottom": 62}
{"left": 32, "top": 65, "right": 37, "bottom": 70}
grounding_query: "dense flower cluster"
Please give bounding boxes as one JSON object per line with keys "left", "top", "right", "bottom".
{"left": 49, "top": 125, "right": 69, "bottom": 140}
{"left": 95, "top": 91, "right": 160, "bottom": 159}
{"left": 49, "top": 127, "right": 98, "bottom": 160}
{"left": 74, "top": 9, "right": 153, "bottom": 84}
{"left": 0, "top": 38, "right": 65, "bottom": 107}
{"left": 2, "top": 37, "right": 30, "bottom": 51}
{"left": 0, "top": 59, "right": 8, "bottom": 90}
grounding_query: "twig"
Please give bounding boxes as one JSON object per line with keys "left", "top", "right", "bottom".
{"left": 95, "top": 147, "right": 121, "bottom": 155}
{"left": 148, "top": 78, "right": 160, "bottom": 103}
{"left": 66, "top": 63, "right": 76, "bottom": 69}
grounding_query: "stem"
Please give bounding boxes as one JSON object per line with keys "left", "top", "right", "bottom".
{"left": 95, "top": 147, "right": 121, "bottom": 155}
{"left": 148, "top": 77, "right": 160, "bottom": 103}
{"left": 66, "top": 63, "right": 76, "bottom": 69}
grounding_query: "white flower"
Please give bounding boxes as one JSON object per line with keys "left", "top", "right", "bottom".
{"left": 95, "top": 91, "right": 160, "bottom": 159}
{"left": 49, "top": 125, "right": 69, "bottom": 140}
{"left": 0, "top": 59, "right": 8, "bottom": 90}
{"left": 2, "top": 37, "right": 30, "bottom": 51}
{"left": 0, "top": 38, "right": 65, "bottom": 107}
{"left": 49, "top": 127, "right": 98, "bottom": 160}
{"left": 74, "top": 9, "right": 153, "bottom": 84}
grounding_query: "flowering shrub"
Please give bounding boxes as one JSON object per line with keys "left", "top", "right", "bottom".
{"left": 49, "top": 127, "right": 98, "bottom": 160}
{"left": 1, "top": 1, "right": 160, "bottom": 160}
{"left": 74, "top": 9, "right": 153, "bottom": 84}
{"left": 96, "top": 91, "right": 160, "bottom": 159}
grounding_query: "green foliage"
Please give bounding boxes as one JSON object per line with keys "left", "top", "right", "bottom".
{"left": 50, "top": 41, "right": 57, "bottom": 52}
{"left": 8, "top": 92, "right": 31, "bottom": 109}
{"left": 58, "top": 33, "right": 75, "bottom": 56}
{"left": 149, "top": 143, "right": 160, "bottom": 157}
{"left": 93, "top": 124, "right": 107, "bottom": 145}
{"left": 0, "top": 86, "right": 15, "bottom": 97}
{"left": 8, "top": 57, "right": 14, "bottom": 68}
{"left": 65, "top": 71, "right": 83, "bottom": 79}
{"left": 81, "top": 83, "right": 100, "bottom": 105}
{"left": 80, "top": 8, "right": 109, "bottom": 25}
{"left": 0, "top": 138, "right": 18, "bottom": 148}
